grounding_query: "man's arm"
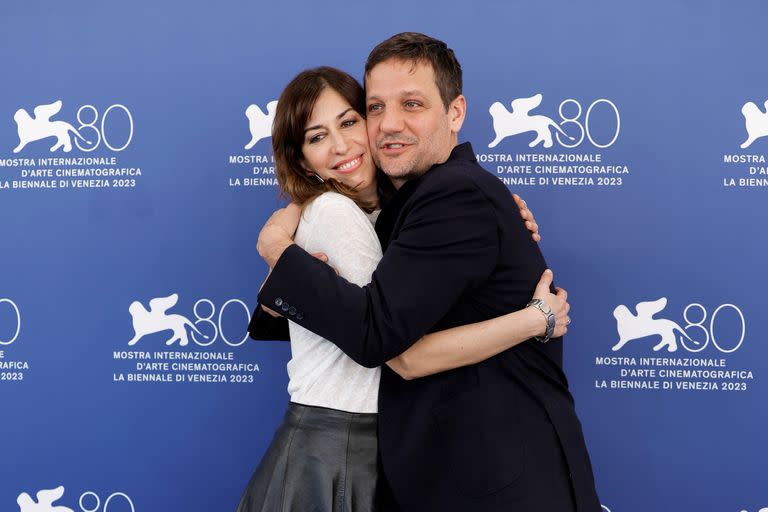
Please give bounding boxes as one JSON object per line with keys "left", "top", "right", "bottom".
{"left": 247, "top": 305, "right": 289, "bottom": 341}
{"left": 258, "top": 173, "right": 499, "bottom": 367}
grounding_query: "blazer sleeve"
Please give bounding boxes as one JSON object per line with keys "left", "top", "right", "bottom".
{"left": 258, "top": 173, "right": 499, "bottom": 367}
{"left": 248, "top": 305, "right": 290, "bottom": 341}
{"left": 249, "top": 192, "right": 380, "bottom": 343}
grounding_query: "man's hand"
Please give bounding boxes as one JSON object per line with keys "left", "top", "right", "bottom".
{"left": 513, "top": 193, "right": 540, "bottom": 242}
{"left": 532, "top": 269, "right": 570, "bottom": 337}
{"left": 257, "top": 204, "right": 302, "bottom": 267}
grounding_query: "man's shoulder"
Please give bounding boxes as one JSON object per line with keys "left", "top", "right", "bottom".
{"left": 417, "top": 157, "right": 504, "bottom": 198}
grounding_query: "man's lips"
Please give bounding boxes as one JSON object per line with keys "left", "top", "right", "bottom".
{"left": 332, "top": 154, "right": 363, "bottom": 174}
{"left": 378, "top": 142, "right": 413, "bottom": 155}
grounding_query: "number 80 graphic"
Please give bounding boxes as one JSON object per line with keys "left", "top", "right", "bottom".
{"left": 190, "top": 299, "right": 251, "bottom": 347}
{"left": 555, "top": 99, "right": 621, "bottom": 149}
{"left": 74, "top": 104, "right": 134, "bottom": 152}
{"left": 79, "top": 492, "right": 134, "bottom": 512}
{"left": 0, "top": 298, "right": 21, "bottom": 346}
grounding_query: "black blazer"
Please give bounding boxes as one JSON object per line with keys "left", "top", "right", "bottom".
{"left": 257, "top": 143, "right": 600, "bottom": 512}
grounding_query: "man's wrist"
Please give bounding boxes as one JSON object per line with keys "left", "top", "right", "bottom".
{"left": 265, "top": 239, "right": 294, "bottom": 268}
{"left": 258, "top": 226, "right": 295, "bottom": 268}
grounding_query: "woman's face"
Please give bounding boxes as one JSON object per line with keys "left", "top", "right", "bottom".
{"left": 301, "top": 87, "right": 377, "bottom": 198}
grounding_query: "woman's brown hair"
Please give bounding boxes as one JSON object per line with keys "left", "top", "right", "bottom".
{"left": 272, "top": 66, "right": 391, "bottom": 211}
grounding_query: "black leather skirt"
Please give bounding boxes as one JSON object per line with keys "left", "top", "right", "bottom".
{"left": 236, "top": 402, "right": 384, "bottom": 512}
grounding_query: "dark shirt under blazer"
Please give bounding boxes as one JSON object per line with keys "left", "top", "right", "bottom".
{"left": 257, "top": 143, "right": 600, "bottom": 512}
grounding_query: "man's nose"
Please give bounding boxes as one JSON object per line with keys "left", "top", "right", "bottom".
{"left": 379, "top": 108, "right": 404, "bottom": 134}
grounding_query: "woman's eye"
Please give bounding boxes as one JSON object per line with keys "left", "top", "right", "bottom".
{"left": 341, "top": 118, "right": 358, "bottom": 128}
{"left": 308, "top": 133, "right": 324, "bottom": 144}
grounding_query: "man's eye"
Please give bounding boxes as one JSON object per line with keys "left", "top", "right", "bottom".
{"left": 405, "top": 101, "right": 420, "bottom": 108}
{"left": 367, "top": 104, "right": 382, "bottom": 113}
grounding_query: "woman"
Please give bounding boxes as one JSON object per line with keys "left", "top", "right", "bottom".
{"left": 238, "top": 67, "right": 569, "bottom": 512}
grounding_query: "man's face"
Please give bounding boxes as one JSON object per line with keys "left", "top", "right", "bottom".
{"left": 365, "top": 59, "right": 464, "bottom": 186}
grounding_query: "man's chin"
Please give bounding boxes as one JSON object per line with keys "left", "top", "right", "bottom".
{"left": 379, "top": 160, "right": 417, "bottom": 178}
{"left": 383, "top": 169, "right": 428, "bottom": 186}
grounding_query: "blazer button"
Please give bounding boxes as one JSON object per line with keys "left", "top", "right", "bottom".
{"left": 274, "top": 298, "right": 283, "bottom": 307}
{"left": 296, "top": 312, "right": 304, "bottom": 320}
{"left": 281, "top": 302, "right": 290, "bottom": 312}
{"left": 288, "top": 306, "right": 297, "bottom": 316}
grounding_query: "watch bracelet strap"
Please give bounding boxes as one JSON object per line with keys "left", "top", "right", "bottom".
{"left": 526, "top": 299, "right": 555, "bottom": 343}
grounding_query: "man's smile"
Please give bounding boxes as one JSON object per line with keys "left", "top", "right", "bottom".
{"left": 379, "top": 142, "right": 414, "bottom": 156}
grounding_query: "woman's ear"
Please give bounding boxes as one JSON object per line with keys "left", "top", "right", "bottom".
{"left": 300, "top": 161, "right": 325, "bottom": 184}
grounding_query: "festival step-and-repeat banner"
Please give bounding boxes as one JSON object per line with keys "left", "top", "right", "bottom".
{"left": 1, "top": 1, "right": 766, "bottom": 511}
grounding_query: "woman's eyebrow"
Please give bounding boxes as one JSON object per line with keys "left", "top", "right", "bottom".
{"left": 304, "top": 108, "right": 355, "bottom": 133}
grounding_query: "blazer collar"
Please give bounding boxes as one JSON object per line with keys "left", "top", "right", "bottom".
{"left": 375, "top": 142, "right": 474, "bottom": 248}
{"left": 445, "top": 141, "right": 475, "bottom": 164}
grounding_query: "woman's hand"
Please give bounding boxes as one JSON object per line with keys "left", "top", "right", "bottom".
{"left": 531, "top": 269, "right": 570, "bottom": 338}
{"left": 513, "top": 194, "right": 540, "bottom": 242}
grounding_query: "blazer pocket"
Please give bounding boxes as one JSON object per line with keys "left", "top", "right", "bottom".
{"left": 432, "top": 387, "right": 525, "bottom": 498}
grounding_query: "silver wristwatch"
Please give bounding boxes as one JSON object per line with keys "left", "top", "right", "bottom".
{"left": 526, "top": 299, "right": 556, "bottom": 343}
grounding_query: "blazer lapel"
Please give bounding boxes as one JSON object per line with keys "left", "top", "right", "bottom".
{"left": 375, "top": 177, "right": 421, "bottom": 250}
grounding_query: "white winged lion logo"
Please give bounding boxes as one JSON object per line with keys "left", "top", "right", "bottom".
{"left": 13, "top": 100, "right": 91, "bottom": 153}
{"left": 488, "top": 93, "right": 574, "bottom": 149}
{"left": 612, "top": 297, "right": 699, "bottom": 353}
{"left": 244, "top": 100, "right": 278, "bottom": 149}
{"left": 740, "top": 99, "right": 768, "bottom": 149}
{"left": 128, "top": 293, "right": 208, "bottom": 347}
{"left": 17, "top": 486, "right": 73, "bottom": 512}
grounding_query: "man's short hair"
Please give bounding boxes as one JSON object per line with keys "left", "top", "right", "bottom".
{"left": 365, "top": 32, "right": 462, "bottom": 111}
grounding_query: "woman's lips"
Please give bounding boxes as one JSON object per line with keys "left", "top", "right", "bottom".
{"left": 333, "top": 154, "right": 364, "bottom": 174}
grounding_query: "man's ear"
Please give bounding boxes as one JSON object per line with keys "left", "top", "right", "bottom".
{"left": 449, "top": 94, "right": 467, "bottom": 134}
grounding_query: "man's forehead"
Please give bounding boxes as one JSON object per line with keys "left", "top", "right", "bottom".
{"left": 365, "top": 58, "right": 437, "bottom": 97}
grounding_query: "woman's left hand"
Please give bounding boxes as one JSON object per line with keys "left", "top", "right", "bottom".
{"left": 513, "top": 194, "right": 540, "bottom": 242}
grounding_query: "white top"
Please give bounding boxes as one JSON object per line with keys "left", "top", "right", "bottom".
{"left": 286, "top": 192, "right": 382, "bottom": 413}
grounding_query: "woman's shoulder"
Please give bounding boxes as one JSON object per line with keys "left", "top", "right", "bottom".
{"left": 304, "top": 191, "right": 364, "bottom": 217}
{"left": 300, "top": 192, "right": 377, "bottom": 237}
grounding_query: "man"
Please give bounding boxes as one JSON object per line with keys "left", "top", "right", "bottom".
{"left": 256, "top": 33, "right": 600, "bottom": 511}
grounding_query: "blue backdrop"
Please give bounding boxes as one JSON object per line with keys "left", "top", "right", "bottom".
{"left": 1, "top": 1, "right": 766, "bottom": 511}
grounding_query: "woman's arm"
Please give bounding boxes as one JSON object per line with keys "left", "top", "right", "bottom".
{"left": 386, "top": 269, "right": 569, "bottom": 380}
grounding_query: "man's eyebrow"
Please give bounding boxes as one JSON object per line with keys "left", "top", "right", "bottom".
{"left": 304, "top": 108, "right": 355, "bottom": 133}
{"left": 366, "top": 91, "right": 426, "bottom": 102}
